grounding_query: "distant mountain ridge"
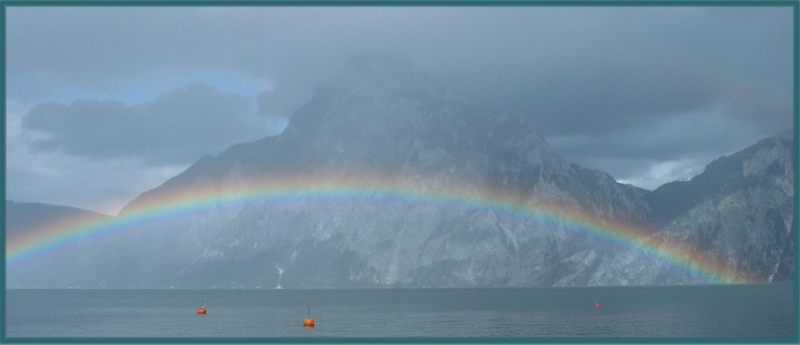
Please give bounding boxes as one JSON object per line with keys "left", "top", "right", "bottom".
{"left": 6, "top": 201, "right": 111, "bottom": 288}
{"left": 646, "top": 131, "right": 793, "bottom": 225}
{"left": 644, "top": 131, "right": 794, "bottom": 283}
{"left": 6, "top": 200, "right": 109, "bottom": 235}
{"left": 7, "top": 56, "right": 794, "bottom": 288}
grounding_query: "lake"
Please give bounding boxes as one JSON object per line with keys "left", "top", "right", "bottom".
{"left": 5, "top": 284, "right": 795, "bottom": 338}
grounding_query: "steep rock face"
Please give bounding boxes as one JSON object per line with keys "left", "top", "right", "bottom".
{"left": 116, "top": 56, "right": 654, "bottom": 288}
{"left": 646, "top": 132, "right": 794, "bottom": 283}
{"left": 589, "top": 132, "right": 794, "bottom": 286}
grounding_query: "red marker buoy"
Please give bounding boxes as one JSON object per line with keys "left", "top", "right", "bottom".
{"left": 303, "top": 306, "right": 315, "bottom": 327}
{"left": 594, "top": 301, "right": 602, "bottom": 309}
{"left": 196, "top": 301, "right": 208, "bottom": 315}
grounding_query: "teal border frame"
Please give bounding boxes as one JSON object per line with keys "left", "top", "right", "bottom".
{"left": 0, "top": 0, "right": 797, "bottom": 5}
{"left": 0, "top": 0, "right": 797, "bottom": 343}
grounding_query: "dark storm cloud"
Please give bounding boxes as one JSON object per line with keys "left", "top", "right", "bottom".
{"left": 439, "top": 7, "right": 792, "bottom": 138}
{"left": 22, "top": 83, "right": 273, "bottom": 165}
{"left": 549, "top": 103, "right": 764, "bottom": 160}
{"left": 10, "top": 7, "right": 790, "bottom": 122}
{"left": 547, "top": 103, "right": 776, "bottom": 189}
{"left": 6, "top": 6, "right": 794, "bottom": 192}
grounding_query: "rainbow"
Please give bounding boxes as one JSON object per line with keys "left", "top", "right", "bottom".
{"left": 6, "top": 172, "right": 756, "bottom": 284}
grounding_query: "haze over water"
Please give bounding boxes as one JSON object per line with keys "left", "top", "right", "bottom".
{"left": 6, "top": 284, "right": 794, "bottom": 338}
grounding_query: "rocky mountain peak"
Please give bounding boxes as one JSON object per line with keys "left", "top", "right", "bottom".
{"left": 271, "top": 54, "right": 561, "bottom": 180}
{"left": 12, "top": 56, "right": 792, "bottom": 288}
{"left": 646, "top": 132, "right": 793, "bottom": 225}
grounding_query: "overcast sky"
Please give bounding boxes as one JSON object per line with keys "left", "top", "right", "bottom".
{"left": 6, "top": 6, "right": 793, "bottom": 214}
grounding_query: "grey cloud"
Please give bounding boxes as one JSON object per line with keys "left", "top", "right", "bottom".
{"left": 548, "top": 101, "right": 785, "bottom": 187}
{"left": 441, "top": 7, "right": 793, "bottom": 137}
{"left": 22, "top": 83, "right": 274, "bottom": 165}
{"left": 569, "top": 156, "right": 711, "bottom": 190}
{"left": 10, "top": 7, "right": 790, "bottom": 126}
{"left": 7, "top": 153, "right": 185, "bottom": 215}
{"left": 6, "top": 6, "right": 794, "bottom": 200}
{"left": 549, "top": 104, "right": 761, "bottom": 159}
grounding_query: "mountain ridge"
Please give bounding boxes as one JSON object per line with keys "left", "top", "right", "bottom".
{"left": 7, "top": 57, "right": 794, "bottom": 288}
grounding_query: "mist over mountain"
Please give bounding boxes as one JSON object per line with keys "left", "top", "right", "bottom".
{"left": 6, "top": 201, "right": 111, "bottom": 288}
{"left": 7, "top": 56, "right": 794, "bottom": 288}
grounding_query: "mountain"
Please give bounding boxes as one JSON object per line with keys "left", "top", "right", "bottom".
{"left": 6, "top": 201, "right": 111, "bottom": 288}
{"left": 647, "top": 131, "right": 794, "bottom": 282}
{"left": 6, "top": 56, "right": 794, "bottom": 288}
{"left": 588, "top": 131, "right": 794, "bottom": 285}
{"left": 110, "top": 56, "right": 662, "bottom": 288}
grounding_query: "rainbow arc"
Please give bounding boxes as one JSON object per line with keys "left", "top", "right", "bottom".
{"left": 6, "top": 173, "right": 755, "bottom": 284}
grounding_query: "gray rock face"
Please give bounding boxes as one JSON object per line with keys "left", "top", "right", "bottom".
{"left": 645, "top": 132, "right": 794, "bottom": 283}
{"left": 8, "top": 57, "right": 794, "bottom": 288}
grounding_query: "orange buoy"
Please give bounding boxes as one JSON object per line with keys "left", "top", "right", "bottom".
{"left": 303, "top": 306, "right": 315, "bottom": 327}
{"left": 594, "top": 301, "right": 602, "bottom": 309}
{"left": 197, "top": 301, "right": 208, "bottom": 315}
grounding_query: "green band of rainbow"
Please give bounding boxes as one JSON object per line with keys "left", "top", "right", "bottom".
{"left": 6, "top": 173, "right": 755, "bottom": 284}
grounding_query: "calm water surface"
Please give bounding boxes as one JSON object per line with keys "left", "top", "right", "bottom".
{"left": 6, "top": 284, "right": 795, "bottom": 338}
